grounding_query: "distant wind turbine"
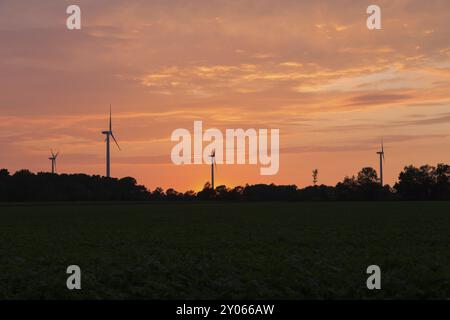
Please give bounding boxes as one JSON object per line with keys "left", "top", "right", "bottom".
{"left": 49, "top": 150, "right": 59, "bottom": 174}
{"left": 376, "top": 139, "right": 385, "bottom": 186}
{"left": 102, "top": 105, "right": 121, "bottom": 178}
{"left": 210, "top": 149, "right": 216, "bottom": 190}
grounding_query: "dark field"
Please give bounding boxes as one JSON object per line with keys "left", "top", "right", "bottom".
{"left": 0, "top": 202, "right": 449, "bottom": 299}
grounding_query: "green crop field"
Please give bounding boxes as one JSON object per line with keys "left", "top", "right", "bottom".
{"left": 0, "top": 202, "right": 449, "bottom": 299}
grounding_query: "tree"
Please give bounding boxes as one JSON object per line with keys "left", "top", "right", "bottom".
{"left": 335, "top": 176, "right": 358, "bottom": 200}
{"left": 166, "top": 188, "right": 182, "bottom": 201}
{"left": 0, "top": 169, "right": 10, "bottom": 178}
{"left": 151, "top": 187, "right": 165, "bottom": 200}
{"left": 0, "top": 163, "right": 449, "bottom": 202}
{"left": 0, "top": 168, "right": 10, "bottom": 201}
{"left": 395, "top": 165, "right": 434, "bottom": 200}
{"left": 197, "top": 182, "right": 215, "bottom": 200}
{"left": 433, "top": 163, "right": 450, "bottom": 200}
{"left": 228, "top": 186, "right": 244, "bottom": 201}
{"left": 357, "top": 167, "right": 378, "bottom": 185}
{"left": 183, "top": 190, "right": 196, "bottom": 200}
{"left": 215, "top": 185, "right": 229, "bottom": 200}
{"left": 395, "top": 164, "right": 450, "bottom": 200}
{"left": 312, "top": 169, "right": 319, "bottom": 186}
{"left": 356, "top": 167, "right": 383, "bottom": 200}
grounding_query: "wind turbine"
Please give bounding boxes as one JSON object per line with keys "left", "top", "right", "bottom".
{"left": 101, "top": 105, "right": 121, "bottom": 178}
{"left": 210, "top": 149, "right": 216, "bottom": 190}
{"left": 376, "top": 139, "right": 385, "bottom": 186}
{"left": 49, "top": 150, "right": 59, "bottom": 174}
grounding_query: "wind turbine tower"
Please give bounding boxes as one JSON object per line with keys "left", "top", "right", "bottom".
{"left": 49, "top": 150, "right": 59, "bottom": 174}
{"left": 376, "top": 139, "right": 385, "bottom": 186}
{"left": 210, "top": 149, "right": 216, "bottom": 190}
{"left": 102, "top": 105, "right": 121, "bottom": 178}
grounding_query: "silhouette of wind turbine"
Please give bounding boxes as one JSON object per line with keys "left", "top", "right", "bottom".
{"left": 376, "top": 139, "right": 385, "bottom": 186}
{"left": 102, "top": 105, "right": 121, "bottom": 178}
{"left": 210, "top": 149, "right": 216, "bottom": 190}
{"left": 49, "top": 150, "right": 59, "bottom": 174}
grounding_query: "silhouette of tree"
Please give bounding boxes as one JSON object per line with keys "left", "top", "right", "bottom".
{"left": 215, "top": 185, "right": 230, "bottom": 200}
{"left": 434, "top": 163, "right": 450, "bottom": 200}
{"left": 0, "top": 169, "right": 10, "bottom": 201}
{"left": 335, "top": 176, "right": 358, "bottom": 200}
{"left": 0, "top": 169, "right": 9, "bottom": 178}
{"left": 197, "top": 182, "right": 215, "bottom": 200}
{"left": 242, "top": 184, "right": 298, "bottom": 201}
{"left": 164, "top": 188, "right": 180, "bottom": 201}
{"left": 299, "top": 185, "right": 335, "bottom": 201}
{"left": 395, "top": 164, "right": 450, "bottom": 200}
{"left": 183, "top": 190, "right": 197, "bottom": 201}
{"left": 227, "top": 186, "right": 244, "bottom": 201}
{"left": 1, "top": 163, "right": 449, "bottom": 202}
{"left": 0, "top": 169, "right": 149, "bottom": 201}
{"left": 150, "top": 187, "right": 165, "bottom": 201}
{"left": 312, "top": 169, "right": 319, "bottom": 186}
{"left": 357, "top": 167, "right": 378, "bottom": 185}
{"left": 395, "top": 165, "right": 432, "bottom": 200}
{"left": 356, "top": 167, "right": 385, "bottom": 200}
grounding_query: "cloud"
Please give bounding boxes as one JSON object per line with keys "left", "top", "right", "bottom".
{"left": 394, "top": 113, "right": 450, "bottom": 127}
{"left": 281, "top": 134, "right": 450, "bottom": 155}
{"left": 344, "top": 93, "right": 413, "bottom": 107}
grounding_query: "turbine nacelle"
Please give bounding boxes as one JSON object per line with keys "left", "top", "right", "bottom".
{"left": 49, "top": 150, "right": 59, "bottom": 160}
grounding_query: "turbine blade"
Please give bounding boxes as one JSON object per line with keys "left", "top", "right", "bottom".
{"left": 111, "top": 132, "right": 121, "bottom": 150}
{"left": 109, "top": 104, "right": 112, "bottom": 131}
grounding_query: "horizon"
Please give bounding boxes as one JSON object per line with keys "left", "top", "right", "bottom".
{"left": 1, "top": 0, "right": 449, "bottom": 191}
{"left": 1, "top": 161, "right": 447, "bottom": 193}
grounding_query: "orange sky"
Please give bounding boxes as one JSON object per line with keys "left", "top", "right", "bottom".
{"left": 0, "top": 0, "right": 449, "bottom": 191}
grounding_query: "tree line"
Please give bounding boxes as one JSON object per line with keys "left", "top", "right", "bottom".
{"left": 0, "top": 163, "right": 449, "bottom": 202}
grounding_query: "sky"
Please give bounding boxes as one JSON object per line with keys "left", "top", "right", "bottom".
{"left": 0, "top": 0, "right": 449, "bottom": 191}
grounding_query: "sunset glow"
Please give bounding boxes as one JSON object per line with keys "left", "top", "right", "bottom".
{"left": 1, "top": 0, "right": 449, "bottom": 191}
